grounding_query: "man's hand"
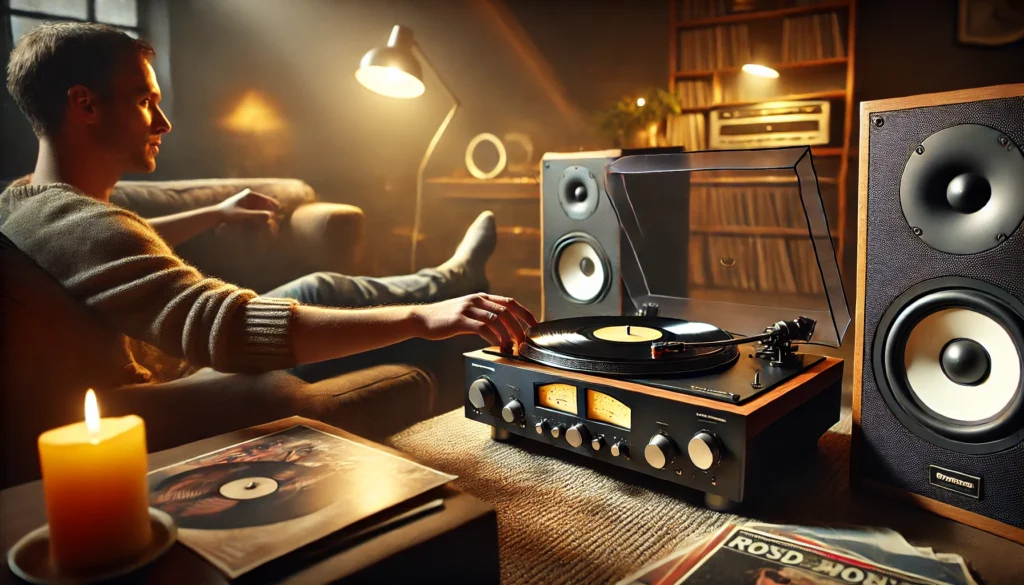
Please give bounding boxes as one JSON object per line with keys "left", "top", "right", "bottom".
{"left": 216, "top": 188, "right": 280, "bottom": 233}
{"left": 411, "top": 293, "right": 539, "bottom": 350}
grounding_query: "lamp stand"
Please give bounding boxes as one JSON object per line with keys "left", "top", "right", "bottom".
{"left": 411, "top": 44, "right": 460, "bottom": 273}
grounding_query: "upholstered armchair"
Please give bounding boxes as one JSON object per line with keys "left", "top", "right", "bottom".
{"left": 110, "top": 178, "right": 365, "bottom": 293}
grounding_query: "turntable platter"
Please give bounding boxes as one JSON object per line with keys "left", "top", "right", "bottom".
{"left": 520, "top": 316, "right": 739, "bottom": 376}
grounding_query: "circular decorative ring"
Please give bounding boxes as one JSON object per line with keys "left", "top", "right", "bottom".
{"left": 465, "top": 133, "right": 507, "bottom": 180}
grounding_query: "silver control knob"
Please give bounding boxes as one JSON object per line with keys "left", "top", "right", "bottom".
{"left": 610, "top": 442, "right": 629, "bottom": 458}
{"left": 645, "top": 434, "right": 677, "bottom": 469}
{"left": 591, "top": 436, "right": 605, "bottom": 451}
{"left": 565, "top": 424, "right": 590, "bottom": 448}
{"left": 535, "top": 421, "right": 547, "bottom": 435}
{"left": 468, "top": 378, "right": 496, "bottom": 409}
{"left": 687, "top": 432, "right": 722, "bottom": 471}
{"left": 501, "top": 400, "right": 523, "bottom": 423}
{"left": 550, "top": 424, "right": 565, "bottom": 439}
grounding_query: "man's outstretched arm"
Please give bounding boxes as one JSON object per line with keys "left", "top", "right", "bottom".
{"left": 147, "top": 189, "right": 278, "bottom": 247}
{"left": 289, "top": 293, "right": 538, "bottom": 364}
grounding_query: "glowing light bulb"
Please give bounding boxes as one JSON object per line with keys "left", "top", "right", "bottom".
{"left": 636, "top": 97, "right": 646, "bottom": 107}
{"left": 85, "top": 389, "right": 101, "bottom": 436}
{"left": 741, "top": 64, "right": 780, "bottom": 78}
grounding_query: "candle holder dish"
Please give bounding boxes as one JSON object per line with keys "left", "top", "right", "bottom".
{"left": 6, "top": 507, "right": 177, "bottom": 585}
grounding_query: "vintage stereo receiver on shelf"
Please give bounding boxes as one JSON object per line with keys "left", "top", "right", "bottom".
{"left": 464, "top": 147, "right": 851, "bottom": 510}
{"left": 709, "top": 100, "right": 830, "bottom": 150}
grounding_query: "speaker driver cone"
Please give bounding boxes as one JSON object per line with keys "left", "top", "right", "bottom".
{"left": 875, "top": 277, "right": 1024, "bottom": 453}
{"left": 900, "top": 124, "right": 1024, "bottom": 255}
{"left": 558, "top": 166, "right": 600, "bottom": 220}
{"left": 551, "top": 233, "right": 611, "bottom": 304}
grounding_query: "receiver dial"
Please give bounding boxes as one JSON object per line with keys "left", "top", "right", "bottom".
{"left": 501, "top": 400, "right": 524, "bottom": 423}
{"left": 565, "top": 424, "right": 590, "bottom": 448}
{"left": 687, "top": 432, "right": 722, "bottom": 470}
{"left": 645, "top": 434, "right": 677, "bottom": 469}
{"left": 468, "top": 378, "right": 496, "bottom": 409}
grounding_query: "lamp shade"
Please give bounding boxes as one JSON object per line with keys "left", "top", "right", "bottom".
{"left": 356, "top": 25, "right": 425, "bottom": 99}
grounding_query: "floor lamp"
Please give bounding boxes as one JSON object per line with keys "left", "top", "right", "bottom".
{"left": 356, "top": 25, "right": 461, "bottom": 273}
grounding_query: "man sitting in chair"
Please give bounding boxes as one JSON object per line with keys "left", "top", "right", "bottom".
{"left": 0, "top": 22, "right": 536, "bottom": 386}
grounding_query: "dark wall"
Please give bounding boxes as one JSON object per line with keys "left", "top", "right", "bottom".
{"left": 854, "top": 0, "right": 1024, "bottom": 103}
{"left": 152, "top": 0, "right": 670, "bottom": 202}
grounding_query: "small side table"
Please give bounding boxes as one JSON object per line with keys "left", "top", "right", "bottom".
{"left": 1, "top": 417, "right": 500, "bottom": 585}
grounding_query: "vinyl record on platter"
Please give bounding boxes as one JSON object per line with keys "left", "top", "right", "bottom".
{"left": 520, "top": 316, "right": 739, "bottom": 376}
{"left": 150, "top": 461, "right": 345, "bottom": 530}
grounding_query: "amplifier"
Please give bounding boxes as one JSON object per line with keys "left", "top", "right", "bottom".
{"left": 709, "top": 100, "right": 830, "bottom": 150}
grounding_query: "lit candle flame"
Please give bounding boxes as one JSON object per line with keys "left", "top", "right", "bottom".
{"left": 85, "top": 389, "right": 101, "bottom": 436}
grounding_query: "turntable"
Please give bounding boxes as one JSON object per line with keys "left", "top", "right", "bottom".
{"left": 463, "top": 147, "right": 851, "bottom": 510}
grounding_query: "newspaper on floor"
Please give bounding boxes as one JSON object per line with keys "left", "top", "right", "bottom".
{"left": 616, "top": 522, "right": 977, "bottom": 585}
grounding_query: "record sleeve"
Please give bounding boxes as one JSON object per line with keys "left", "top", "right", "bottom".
{"left": 148, "top": 424, "right": 456, "bottom": 578}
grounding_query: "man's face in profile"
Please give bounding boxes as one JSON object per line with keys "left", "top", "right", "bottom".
{"left": 94, "top": 53, "right": 171, "bottom": 173}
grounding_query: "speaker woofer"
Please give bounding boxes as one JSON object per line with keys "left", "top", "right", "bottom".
{"left": 900, "top": 124, "right": 1024, "bottom": 255}
{"left": 874, "top": 277, "right": 1024, "bottom": 453}
{"left": 558, "top": 166, "right": 600, "bottom": 220}
{"left": 550, "top": 233, "right": 611, "bottom": 304}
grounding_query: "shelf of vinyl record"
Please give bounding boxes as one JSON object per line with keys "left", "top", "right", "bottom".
{"left": 668, "top": 0, "right": 851, "bottom": 151}
{"left": 675, "top": 0, "right": 850, "bottom": 29}
{"left": 686, "top": 182, "right": 832, "bottom": 295}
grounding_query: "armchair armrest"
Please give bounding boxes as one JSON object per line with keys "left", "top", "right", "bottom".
{"left": 289, "top": 202, "right": 365, "bottom": 275}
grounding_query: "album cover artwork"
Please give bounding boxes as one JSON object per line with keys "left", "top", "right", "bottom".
{"left": 148, "top": 424, "right": 456, "bottom": 578}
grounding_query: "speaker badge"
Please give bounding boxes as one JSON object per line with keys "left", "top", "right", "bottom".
{"left": 928, "top": 465, "right": 982, "bottom": 499}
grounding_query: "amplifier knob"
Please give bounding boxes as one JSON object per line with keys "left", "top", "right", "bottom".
{"left": 550, "top": 424, "right": 565, "bottom": 439}
{"left": 565, "top": 424, "right": 590, "bottom": 448}
{"left": 535, "top": 421, "right": 548, "bottom": 435}
{"left": 501, "top": 400, "right": 524, "bottom": 423}
{"left": 687, "top": 432, "right": 722, "bottom": 471}
{"left": 591, "top": 436, "right": 605, "bottom": 451}
{"left": 468, "top": 378, "right": 496, "bottom": 409}
{"left": 645, "top": 434, "right": 677, "bottom": 470}
{"left": 610, "top": 442, "right": 629, "bottom": 458}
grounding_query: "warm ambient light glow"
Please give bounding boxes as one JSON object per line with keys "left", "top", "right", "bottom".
{"left": 221, "top": 91, "right": 287, "bottom": 133}
{"left": 636, "top": 97, "right": 646, "bottom": 107}
{"left": 741, "top": 63, "right": 780, "bottom": 78}
{"left": 356, "top": 65, "right": 425, "bottom": 99}
{"left": 85, "top": 389, "right": 100, "bottom": 436}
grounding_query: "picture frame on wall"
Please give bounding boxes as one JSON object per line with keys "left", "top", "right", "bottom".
{"left": 957, "top": 0, "right": 1024, "bottom": 46}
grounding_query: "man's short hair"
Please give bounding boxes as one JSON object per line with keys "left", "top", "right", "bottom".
{"left": 6, "top": 22, "right": 155, "bottom": 137}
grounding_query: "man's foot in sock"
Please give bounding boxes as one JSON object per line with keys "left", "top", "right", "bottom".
{"left": 437, "top": 211, "right": 497, "bottom": 296}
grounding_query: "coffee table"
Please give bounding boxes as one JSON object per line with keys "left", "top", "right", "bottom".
{"left": 1, "top": 417, "right": 499, "bottom": 585}
{"left": 386, "top": 408, "right": 1024, "bottom": 585}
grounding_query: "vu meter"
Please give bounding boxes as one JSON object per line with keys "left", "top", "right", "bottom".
{"left": 586, "top": 389, "right": 631, "bottom": 429}
{"left": 537, "top": 383, "right": 577, "bottom": 414}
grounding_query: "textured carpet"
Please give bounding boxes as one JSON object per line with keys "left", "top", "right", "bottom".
{"left": 387, "top": 409, "right": 853, "bottom": 585}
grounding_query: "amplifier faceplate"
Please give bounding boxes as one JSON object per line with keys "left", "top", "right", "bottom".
{"left": 463, "top": 350, "right": 842, "bottom": 505}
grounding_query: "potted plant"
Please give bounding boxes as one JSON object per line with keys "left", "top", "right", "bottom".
{"left": 595, "top": 88, "right": 682, "bottom": 148}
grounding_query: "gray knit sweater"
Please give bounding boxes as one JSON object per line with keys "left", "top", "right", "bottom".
{"left": 0, "top": 182, "right": 298, "bottom": 376}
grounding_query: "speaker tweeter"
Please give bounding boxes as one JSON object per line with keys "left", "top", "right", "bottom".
{"left": 558, "top": 166, "right": 600, "bottom": 220}
{"left": 900, "top": 123, "right": 1024, "bottom": 254}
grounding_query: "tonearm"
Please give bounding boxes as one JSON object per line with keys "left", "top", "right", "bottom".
{"left": 651, "top": 316, "right": 816, "bottom": 366}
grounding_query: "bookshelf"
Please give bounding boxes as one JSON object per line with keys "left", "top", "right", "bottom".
{"left": 667, "top": 0, "right": 856, "bottom": 295}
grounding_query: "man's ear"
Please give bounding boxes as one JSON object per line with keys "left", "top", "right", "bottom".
{"left": 67, "top": 85, "right": 100, "bottom": 124}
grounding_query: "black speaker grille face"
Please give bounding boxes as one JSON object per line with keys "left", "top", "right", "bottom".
{"left": 861, "top": 95, "right": 1024, "bottom": 529}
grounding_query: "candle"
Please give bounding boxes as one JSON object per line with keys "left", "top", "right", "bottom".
{"left": 38, "top": 390, "right": 152, "bottom": 573}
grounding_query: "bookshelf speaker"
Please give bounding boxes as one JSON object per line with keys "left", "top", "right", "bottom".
{"left": 541, "top": 150, "right": 626, "bottom": 321}
{"left": 853, "top": 84, "right": 1024, "bottom": 544}
{"left": 540, "top": 148, "right": 691, "bottom": 321}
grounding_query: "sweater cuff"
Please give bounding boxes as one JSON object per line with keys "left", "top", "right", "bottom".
{"left": 239, "top": 296, "right": 298, "bottom": 371}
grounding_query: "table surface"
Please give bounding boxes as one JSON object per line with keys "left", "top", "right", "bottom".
{"left": 1, "top": 417, "right": 497, "bottom": 585}
{"left": 385, "top": 408, "right": 1024, "bottom": 585}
